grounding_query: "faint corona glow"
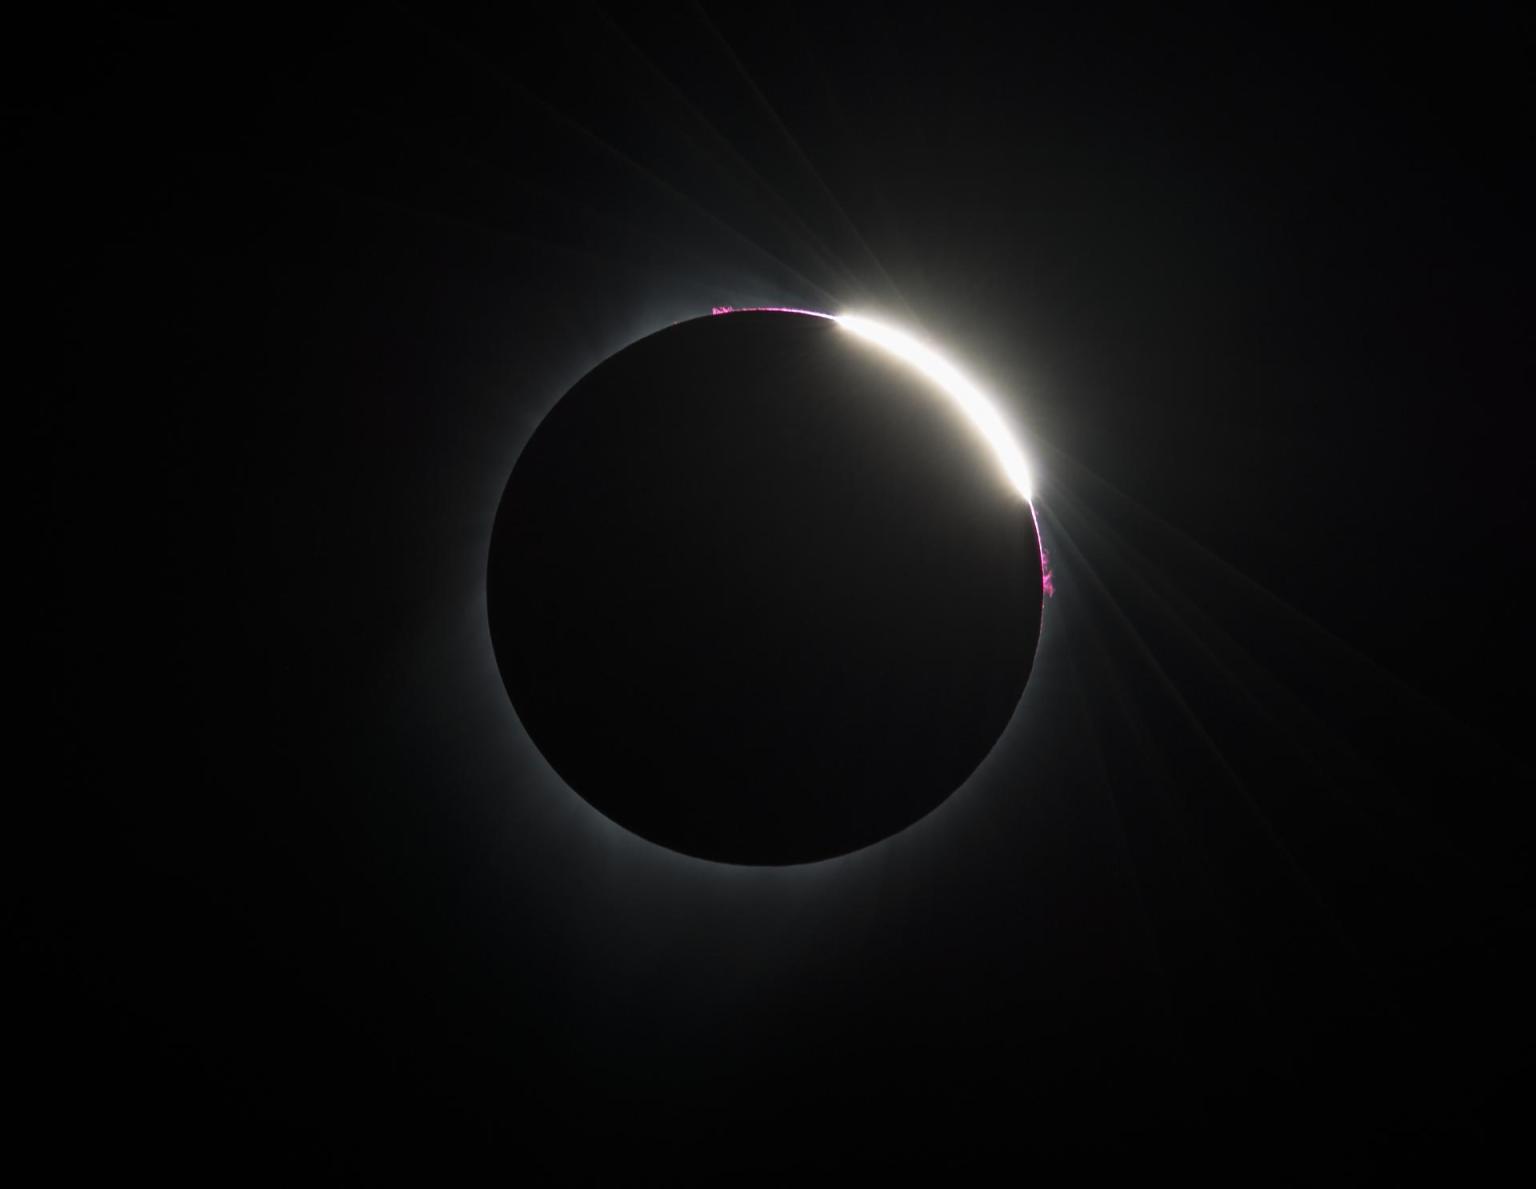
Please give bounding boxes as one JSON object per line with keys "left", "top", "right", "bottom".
{"left": 834, "top": 314, "right": 1034, "bottom": 502}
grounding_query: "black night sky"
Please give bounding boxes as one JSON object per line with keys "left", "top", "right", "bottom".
{"left": 23, "top": 5, "right": 1534, "bottom": 1180}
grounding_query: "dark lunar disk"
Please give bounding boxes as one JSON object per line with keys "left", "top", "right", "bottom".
{"left": 488, "top": 310, "right": 1043, "bottom": 864}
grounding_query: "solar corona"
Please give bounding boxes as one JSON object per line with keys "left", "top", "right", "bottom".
{"left": 488, "top": 307, "right": 1045, "bottom": 864}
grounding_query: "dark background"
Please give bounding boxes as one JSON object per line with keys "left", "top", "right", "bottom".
{"left": 20, "top": 4, "right": 1532, "bottom": 1179}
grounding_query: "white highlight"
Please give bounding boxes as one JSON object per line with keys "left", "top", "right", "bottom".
{"left": 835, "top": 314, "right": 1033, "bottom": 502}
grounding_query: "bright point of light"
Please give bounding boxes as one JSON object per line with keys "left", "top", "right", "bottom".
{"left": 834, "top": 313, "right": 1033, "bottom": 502}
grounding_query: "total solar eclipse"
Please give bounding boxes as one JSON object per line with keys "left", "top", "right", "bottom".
{"left": 488, "top": 309, "right": 1044, "bottom": 864}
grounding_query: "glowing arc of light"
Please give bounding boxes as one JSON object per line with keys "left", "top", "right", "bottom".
{"left": 833, "top": 314, "right": 1033, "bottom": 502}
{"left": 708, "top": 305, "right": 1035, "bottom": 502}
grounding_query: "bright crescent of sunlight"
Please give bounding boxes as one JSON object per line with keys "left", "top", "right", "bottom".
{"left": 835, "top": 314, "right": 1033, "bottom": 502}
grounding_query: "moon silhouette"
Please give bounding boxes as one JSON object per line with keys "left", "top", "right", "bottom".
{"left": 488, "top": 309, "right": 1043, "bottom": 864}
